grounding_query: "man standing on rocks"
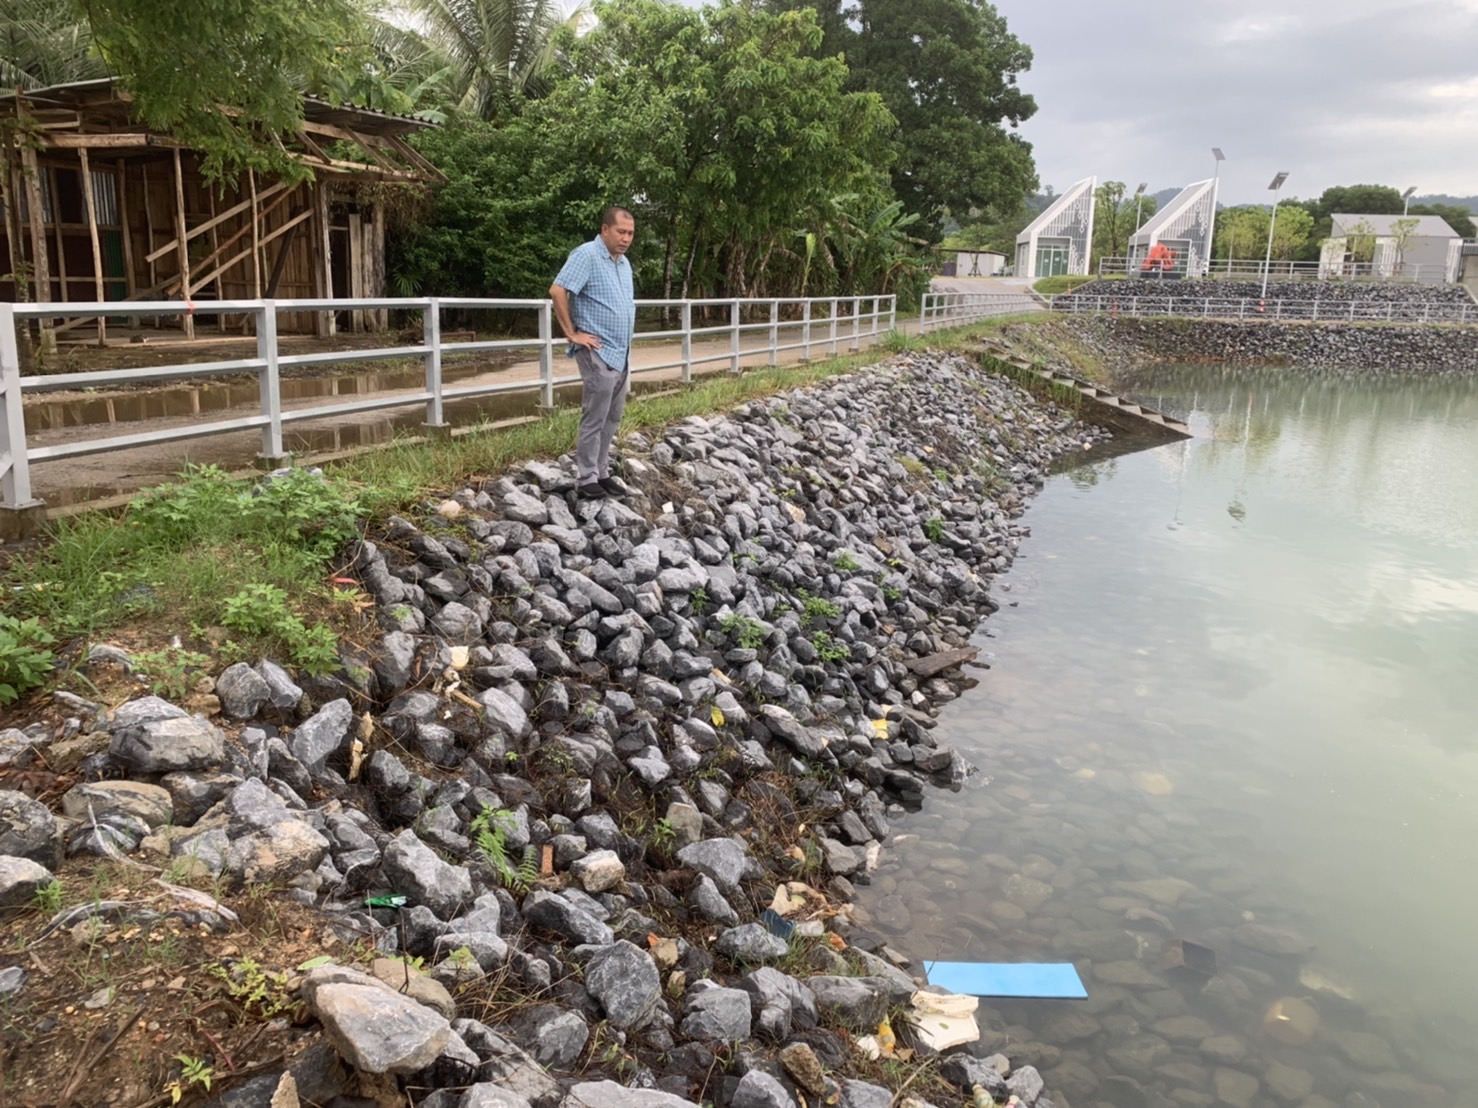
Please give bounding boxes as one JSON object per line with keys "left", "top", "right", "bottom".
{"left": 550, "top": 206, "right": 637, "bottom": 500}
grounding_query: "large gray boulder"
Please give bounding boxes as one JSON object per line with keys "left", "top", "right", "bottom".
{"left": 675, "top": 837, "right": 749, "bottom": 895}
{"left": 305, "top": 968, "right": 450, "bottom": 1074}
{"left": 216, "top": 662, "right": 271, "bottom": 719}
{"left": 381, "top": 830, "right": 474, "bottom": 920}
{"left": 583, "top": 941, "right": 662, "bottom": 1031}
{"left": 0, "top": 790, "right": 59, "bottom": 869}
{"left": 561, "top": 1082, "right": 700, "bottom": 1108}
{"left": 110, "top": 716, "right": 224, "bottom": 774}
{"left": 0, "top": 855, "right": 54, "bottom": 915}
{"left": 289, "top": 698, "right": 354, "bottom": 776}
{"left": 680, "top": 982, "right": 752, "bottom": 1041}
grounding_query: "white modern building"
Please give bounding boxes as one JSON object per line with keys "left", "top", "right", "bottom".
{"left": 1319, "top": 214, "right": 1462, "bottom": 281}
{"left": 1015, "top": 177, "right": 1096, "bottom": 280}
{"left": 1127, "top": 178, "right": 1218, "bottom": 278}
{"left": 949, "top": 250, "right": 1006, "bottom": 277}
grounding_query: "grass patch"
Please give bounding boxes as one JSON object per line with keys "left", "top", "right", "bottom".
{"left": 1033, "top": 274, "right": 1096, "bottom": 296}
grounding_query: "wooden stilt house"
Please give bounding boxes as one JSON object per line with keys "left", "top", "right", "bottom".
{"left": 1, "top": 78, "right": 442, "bottom": 342}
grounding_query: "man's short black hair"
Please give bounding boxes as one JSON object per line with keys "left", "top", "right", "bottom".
{"left": 602, "top": 205, "right": 634, "bottom": 228}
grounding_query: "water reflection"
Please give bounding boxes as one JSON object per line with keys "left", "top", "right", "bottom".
{"left": 858, "top": 366, "right": 1478, "bottom": 1105}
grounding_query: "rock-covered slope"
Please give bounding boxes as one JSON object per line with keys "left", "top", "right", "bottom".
{"left": 0, "top": 352, "right": 1104, "bottom": 1107}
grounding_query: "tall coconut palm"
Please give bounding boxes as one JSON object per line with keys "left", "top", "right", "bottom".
{"left": 0, "top": 0, "right": 108, "bottom": 89}
{"left": 402, "top": 0, "right": 589, "bottom": 119}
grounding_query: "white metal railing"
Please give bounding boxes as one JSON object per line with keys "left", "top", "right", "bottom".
{"left": 0, "top": 294, "right": 896, "bottom": 511}
{"left": 1048, "top": 294, "right": 1476, "bottom": 324}
{"left": 918, "top": 292, "right": 1040, "bottom": 333}
{"left": 1098, "top": 256, "right": 1452, "bottom": 284}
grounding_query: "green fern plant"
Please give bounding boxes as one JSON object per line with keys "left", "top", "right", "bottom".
{"left": 470, "top": 808, "right": 537, "bottom": 892}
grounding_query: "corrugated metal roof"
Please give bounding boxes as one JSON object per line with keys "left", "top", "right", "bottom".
{"left": 1331, "top": 213, "right": 1458, "bottom": 238}
{"left": 0, "top": 78, "right": 435, "bottom": 136}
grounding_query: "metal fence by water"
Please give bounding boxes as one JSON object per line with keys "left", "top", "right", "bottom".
{"left": 0, "top": 294, "right": 896, "bottom": 513}
{"left": 1048, "top": 294, "right": 1476, "bottom": 324}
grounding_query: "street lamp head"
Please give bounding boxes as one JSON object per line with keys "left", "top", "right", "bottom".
{"left": 1402, "top": 185, "right": 1417, "bottom": 200}
{"left": 1134, "top": 182, "right": 1148, "bottom": 197}
{"left": 1212, "top": 147, "right": 1225, "bottom": 162}
{"left": 1268, "top": 172, "right": 1289, "bottom": 191}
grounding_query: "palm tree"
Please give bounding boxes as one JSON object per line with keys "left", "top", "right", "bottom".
{"left": 381, "top": 0, "right": 589, "bottom": 120}
{"left": 0, "top": 0, "right": 108, "bottom": 89}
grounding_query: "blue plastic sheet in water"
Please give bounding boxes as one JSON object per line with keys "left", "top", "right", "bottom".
{"left": 923, "top": 961, "right": 1088, "bottom": 999}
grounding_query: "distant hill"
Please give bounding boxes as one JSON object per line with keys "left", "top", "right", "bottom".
{"left": 1413, "top": 194, "right": 1477, "bottom": 213}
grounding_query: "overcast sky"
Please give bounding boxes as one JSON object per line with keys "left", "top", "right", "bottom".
{"left": 993, "top": 0, "right": 1478, "bottom": 205}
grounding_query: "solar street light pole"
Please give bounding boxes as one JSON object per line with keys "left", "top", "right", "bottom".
{"left": 1402, "top": 185, "right": 1417, "bottom": 216}
{"left": 1261, "top": 171, "right": 1289, "bottom": 299}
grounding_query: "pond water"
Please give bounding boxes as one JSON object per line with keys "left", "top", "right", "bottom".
{"left": 856, "top": 365, "right": 1478, "bottom": 1107}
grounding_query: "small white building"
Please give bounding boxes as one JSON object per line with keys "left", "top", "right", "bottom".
{"left": 1319, "top": 214, "right": 1462, "bottom": 281}
{"left": 1127, "top": 178, "right": 1218, "bottom": 278}
{"left": 1015, "top": 178, "right": 1096, "bottom": 280}
{"left": 948, "top": 250, "right": 1005, "bottom": 277}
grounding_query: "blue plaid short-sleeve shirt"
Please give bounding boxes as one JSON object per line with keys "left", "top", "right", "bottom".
{"left": 553, "top": 238, "right": 635, "bottom": 371}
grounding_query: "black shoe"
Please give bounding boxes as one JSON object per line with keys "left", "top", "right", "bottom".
{"left": 577, "top": 481, "right": 608, "bottom": 500}
{"left": 597, "top": 477, "right": 628, "bottom": 497}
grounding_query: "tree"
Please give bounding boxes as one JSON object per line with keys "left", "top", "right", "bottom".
{"left": 0, "top": 0, "right": 107, "bottom": 88}
{"left": 73, "top": 0, "right": 366, "bottom": 180}
{"left": 769, "top": 0, "right": 1038, "bottom": 239}
{"left": 1214, "top": 204, "right": 1312, "bottom": 262}
{"left": 394, "top": 0, "right": 591, "bottom": 120}
{"left": 391, "top": 0, "right": 903, "bottom": 303}
{"left": 1091, "top": 181, "right": 1156, "bottom": 264}
{"left": 1409, "top": 202, "right": 1476, "bottom": 239}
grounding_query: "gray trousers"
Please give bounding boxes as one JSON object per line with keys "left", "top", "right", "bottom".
{"left": 574, "top": 347, "right": 629, "bottom": 484}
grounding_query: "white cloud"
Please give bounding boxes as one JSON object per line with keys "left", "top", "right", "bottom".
{"left": 996, "top": 0, "right": 1478, "bottom": 203}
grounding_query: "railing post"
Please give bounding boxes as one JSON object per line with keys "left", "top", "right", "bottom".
{"left": 828, "top": 297, "right": 839, "bottom": 356}
{"left": 256, "top": 301, "right": 288, "bottom": 466}
{"left": 729, "top": 298, "right": 741, "bottom": 374}
{"left": 887, "top": 295, "right": 896, "bottom": 334}
{"left": 1312, "top": 299, "right": 1319, "bottom": 322}
{"left": 918, "top": 294, "right": 930, "bottom": 335}
{"left": 538, "top": 300, "right": 556, "bottom": 410}
{"left": 681, "top": 301, "right": 694, "bottom": 382}
{"left": 767, "top": 300, "right": 778, "bottom": 367}
{"left": 801, "top": 300, "right": 812, "bottom": 361}
{"left": 423, "top": 297, "right": 447, "bottom": 430}
{"left": 850, "top": 297, "right": 860, "bottom": 351}
{"left": 1348, "top": 302, "right": 1355, "bottom": 322}
{"left": 0, "top": 303, "right": 39, "bottom": 514}
{"left": 1387, "top": 303, "right": 1394, "bottom": 322}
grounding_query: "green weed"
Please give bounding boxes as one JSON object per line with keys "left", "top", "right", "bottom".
{"left": 924, "top": 516, "right": 945, "bottom": 543}
{"left": 810, "top": 631, "right": 849, "bottom": 663}
{"left": 0, "top": 614, "right": 54, "bottom": 705}
{"left": 131, "top": 646, "right": 212, "bottom": 701}
{"left": 832, "top": 551, "right": 859, "bottom": 572}
{"left": 718, "top": 612, "right": 767, "bottom": 650}
{"left": 470, "top": 808, "right": 538, "bottom": 892}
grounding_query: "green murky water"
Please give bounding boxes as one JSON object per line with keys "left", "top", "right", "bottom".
{"left": 858, "top": 366, "right": 1478, "bottom": 1105}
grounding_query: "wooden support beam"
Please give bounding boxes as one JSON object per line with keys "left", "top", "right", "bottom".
{"left": 184, "top": 204, "right": 308, "bottom": 298}
{"left": 315, "top": 181, "right": 334, "bottom": 336}
{"left": 47, "top": 166, "right": 68, "bottom": 305}
{"left": 205, "top": 186, "right": 225, "bottom": 332}
{"left": 41, "top": 132, "right": 175, "bottom": 150}
{"left": 248, "top": 169, "right": 261, "bottom": 300}
{"left": 145, "top": 180, "right": 286, "bottom": 263}
{"left": 115, "top": 158, "right": 136, "bottom": 299}
{"left": 385, "top": 135, "right": 444, "bottom": 180}
{"left": 172, "top": 147, "right": 193, "bottom": 339}
{"left": 171, "top": 186, "right": 292, "bottom": 294}
{"left": 77, "top": 148, "right": 107, "bottom": 345}
{"left": 18, "top": 143, "right": 54, "bottom": 348}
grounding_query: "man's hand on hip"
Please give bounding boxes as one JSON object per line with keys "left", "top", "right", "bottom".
{"left": 570, "top": 332, "right": 602, "bottom": 351}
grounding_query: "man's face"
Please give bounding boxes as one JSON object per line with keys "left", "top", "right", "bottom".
{"left": 600, "top": 213, "right": 635, "bottom": 257}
